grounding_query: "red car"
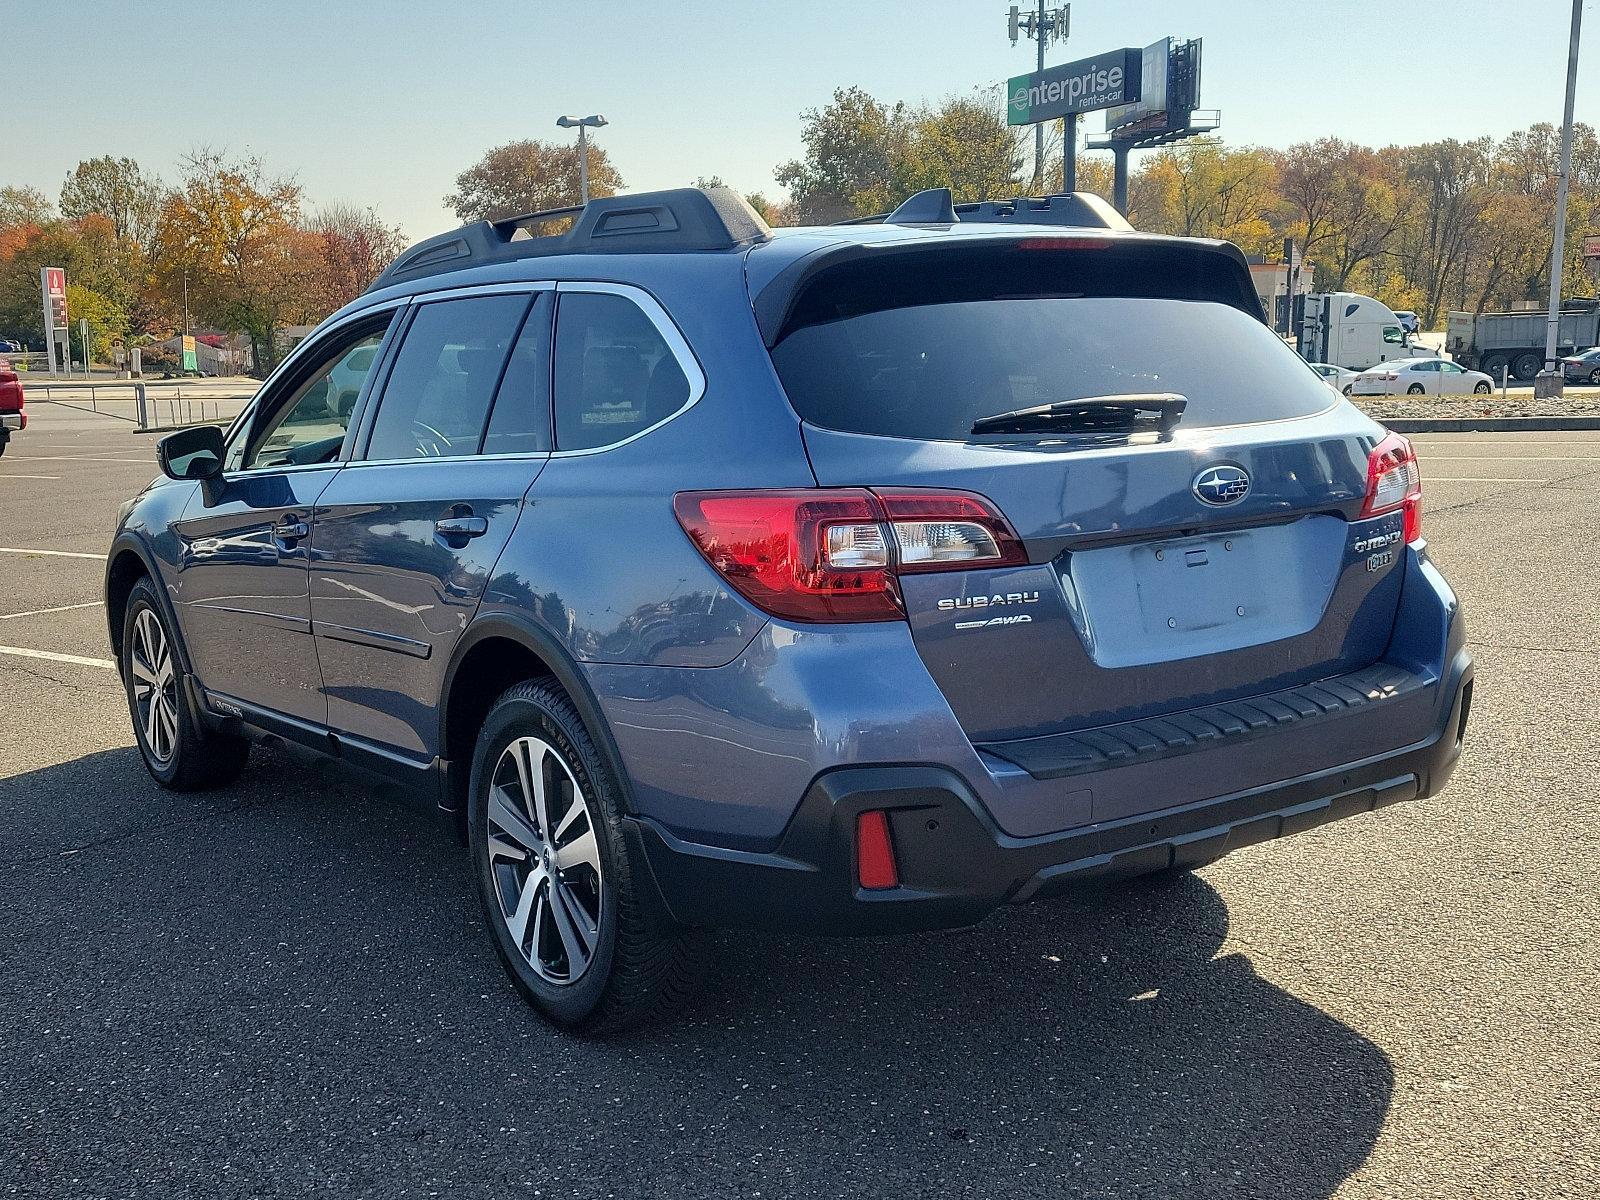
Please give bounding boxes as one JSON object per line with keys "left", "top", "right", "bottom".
{"left": 0, "top": 356, "right": 25, "bottom": 457}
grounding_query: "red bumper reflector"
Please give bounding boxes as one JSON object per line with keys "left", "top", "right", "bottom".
{"left": 856, "top": 810, "right": 899, "bottom": 890}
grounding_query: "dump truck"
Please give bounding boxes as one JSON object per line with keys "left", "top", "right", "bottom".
{"left": 1445, "top": 300, "right": 1600, "bottom": 381}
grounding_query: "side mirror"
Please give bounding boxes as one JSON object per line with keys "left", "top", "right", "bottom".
{"left": 157, "top": 424, "right": 225, "bottom": 481}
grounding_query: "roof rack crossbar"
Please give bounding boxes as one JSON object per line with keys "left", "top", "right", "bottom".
{"left": 368, "top": 186, "right": 771, "bottom": 294}
{"left": 834, "top": 190, "right": 1133, "bottom": 233}
{"left": 491, "top": 204, "right": 585, "bottom": 239}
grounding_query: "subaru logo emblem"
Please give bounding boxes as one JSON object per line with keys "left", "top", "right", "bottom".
{"left": 1193, "top": 464, "right": 1251, "bottom": 506}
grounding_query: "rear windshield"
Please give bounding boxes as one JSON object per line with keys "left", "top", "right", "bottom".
{"left": 769, "top": 249, "right": 1335, "bottom": 439}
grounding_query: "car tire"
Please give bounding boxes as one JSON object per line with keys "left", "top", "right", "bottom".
{"left": 121, "top": 577, "right": 249, "bottom": 790}
{"left": 1479, "top": 354, "right": 1508, "bottom": 382}
{"left": 1589, "top": 369, "right": 1600, "bottom": 384}
{"left": 1341, "top": 384, "right": 1353, "bottom": 395}
{"left": 0, "top": 436, "right": 7, "bottom": 458}
{"left": 1474, "top": 382, "right": 1492, "bottom": 394}
{"left": 467, "top": 678, "right": 706, "bottom": 1034}
{"left": 1407, "top": 383, "right": 1426, "bottom": 395}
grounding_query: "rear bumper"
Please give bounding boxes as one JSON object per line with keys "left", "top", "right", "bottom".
{"left": 631, "top": 648, "right": 1473, "bottom": 935}
{"left": 0, "top": 411, "right": 22, "bottom": 432}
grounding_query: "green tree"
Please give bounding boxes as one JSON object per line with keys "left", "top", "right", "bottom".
{"left": 0, "top": 185, "right": 55, "bottom": 228}
{"left": 445, "top": 139, "right": 624, "bottom": 223}
{"left": 898, "top": 93, "right": 1023, "bottom": 203}
{"left": 59, "top": 157, "right": 165, "bottom": 244}
{"left": 64, "top": 282, "right": 128, "bottom": 364}
{"left": 775, "top": 87, "right": 910, "bottom": 222}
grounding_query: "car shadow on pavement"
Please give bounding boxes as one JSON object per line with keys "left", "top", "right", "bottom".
{"left": 1, "top": 744, "right": 1393, "bottom": 1199}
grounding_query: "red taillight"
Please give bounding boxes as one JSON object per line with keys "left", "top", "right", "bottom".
{"left": 1361, "top": 431, "right": 1422, "bottom": 543}
{"left": 855, "top": 810, "right": 899, "bottom": 890}
{"left": 673, "top": 488, "right": 1024, "bottom": 623}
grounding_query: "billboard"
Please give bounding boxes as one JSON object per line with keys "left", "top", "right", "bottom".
{"left": 1007, "top": 47, "right": 1143, "bottom": 125}
{"left": 1104, "top": 39, "right": 1170, "bottom": 133}
{"left": 1583, "top": 234, "right": 1600, "bottom": 260}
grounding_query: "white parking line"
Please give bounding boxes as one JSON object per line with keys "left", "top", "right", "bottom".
{"left": 5, "top": 454, "right": 152, "bottom": 464}
{"left": 1420, "top": 456, "right": 1600, "bottom": 461}
{"left": 0, "top": 644, "right": 116, "bottom": 669}
{"left": 0, "top": 546, "right": 107, "bottom": 560}
{"left": 1426, "top": 477, "right": 1551, "bottom": 483}
{"left": 0, "top": 474, "right": 61, "bottom": 481}
{"left": 0, "top": 600, "right": 105, "bottom": 620}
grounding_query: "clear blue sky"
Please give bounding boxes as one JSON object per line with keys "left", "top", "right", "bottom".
{"left": 7, "top": 0, "right": 1597, "bottom": 240}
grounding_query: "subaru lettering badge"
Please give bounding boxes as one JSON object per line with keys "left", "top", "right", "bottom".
{"left": 1193, "top": 465, "right": 1251, "bottom": 506}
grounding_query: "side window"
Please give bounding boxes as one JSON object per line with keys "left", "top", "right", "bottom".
{"left": 553, "top": 291, "right": 692, "bottom": 451}
{"left": 240, "top": 328, "right": 388, "bottom": 471}
{"left": 1382, "top": 326, "right": 1404, "bottom": 344}
{"left": 482, "top": 292, "right": 553, "bottom": 456}
{"left": 365, "top": 294, "right": 528, "bottom": 461}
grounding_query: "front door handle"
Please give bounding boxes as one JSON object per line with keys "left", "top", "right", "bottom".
{"left": 272, "top": 517, "right": 309, "bottom": 542}
{"left": 435, "top": 515, "right": 489, "bottom": 540}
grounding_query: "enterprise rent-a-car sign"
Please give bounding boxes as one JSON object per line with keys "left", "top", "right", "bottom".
{"left": 1007, "top": 47, "right": 1142, "bottom": 126}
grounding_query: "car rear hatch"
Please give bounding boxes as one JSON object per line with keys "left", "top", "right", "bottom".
{"left": 760, "top": 234, "right": 1411, "bottom": 746}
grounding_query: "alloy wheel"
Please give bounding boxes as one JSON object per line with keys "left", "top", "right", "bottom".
{"left": 486, "top": 736, "right": 604, "bottom": 985}
{"left": 130, "top": 608, "right": 180, "bottom": 764}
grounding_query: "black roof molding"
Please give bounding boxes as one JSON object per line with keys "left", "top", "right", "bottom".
{"left": 838, "top": 190, "right": 1134, "bottom": 233}
{"left": 368, "top": 187, "right": 771, "bottom": 293}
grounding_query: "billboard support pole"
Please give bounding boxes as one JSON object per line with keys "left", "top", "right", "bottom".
{"left": 1112, "top": 146, "right": 1130, "bottom": 215}
{"left": 1063, "top": 114, "right": 1077, "bottom": 192}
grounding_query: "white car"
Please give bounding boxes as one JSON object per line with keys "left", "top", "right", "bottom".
{"left": 1307, "top": 362, "right": 1359, "bottom": 394}
{"left": 1350, "top": 357, "right": 1493, "bottom": 397}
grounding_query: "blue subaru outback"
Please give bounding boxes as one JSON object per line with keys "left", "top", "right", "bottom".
{"left": 107, "top": 187, "right": 1473, "bottom": 1031}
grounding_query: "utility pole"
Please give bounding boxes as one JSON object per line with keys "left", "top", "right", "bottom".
{"left": 1034, "top": 0, "right": 1045, "bottom": 189}
{"left": 1538, "top": 0, "right": 1583, "bottom": 399}
{"left": 1008, "top": 4, "right": 1069, "bottom": 192}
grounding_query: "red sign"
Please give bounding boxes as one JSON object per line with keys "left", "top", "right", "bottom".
{"left": 44, "top": 267, "right": 65, "bottom": 299}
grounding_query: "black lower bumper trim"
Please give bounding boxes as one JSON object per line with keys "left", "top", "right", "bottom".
{"left": 632, "top": 654, "right": 1473, "bottom": 936}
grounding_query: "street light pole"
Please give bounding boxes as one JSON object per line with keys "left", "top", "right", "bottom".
{"left": 557, "top": 114, "right": 609, "bottom": 205}
{"left": 1538, "top": 0, "right": 1583, "bottom": 398}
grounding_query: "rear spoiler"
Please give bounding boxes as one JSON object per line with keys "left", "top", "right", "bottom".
{"left": 751, "top": 231, "right": 1266, "bottom": 349}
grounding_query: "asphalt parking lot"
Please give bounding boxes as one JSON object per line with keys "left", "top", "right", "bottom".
{"left": 2, "top": 402, "right": 1597, "bottom": 1199}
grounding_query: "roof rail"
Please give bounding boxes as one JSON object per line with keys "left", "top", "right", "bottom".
{"left": 368, "top": 186, "right": 771, "bottom": 293}
{"left": 836, "top": 188, "right": 1133, "bottom": 233}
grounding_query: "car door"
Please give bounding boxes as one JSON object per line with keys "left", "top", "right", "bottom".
{"left": 309, "top": 287, "right": 552, "bottom": 765}
{"left": 1437, "top": 361, "right": 1467, "bottom": 393}
{"left": 173, "top": 310, "right": 399, "bottom": 726}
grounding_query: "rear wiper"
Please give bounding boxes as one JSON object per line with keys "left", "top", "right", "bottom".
{"left": 970, "top": 393, "right": 1187, "bottom": 437}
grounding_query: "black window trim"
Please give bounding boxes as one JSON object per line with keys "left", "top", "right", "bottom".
{"left": 548, "top": 281, "right": 706, "bottom": 457}
{"left": 224, "top": 300, "right": 407, "bottom": 478}
{"left": 344, "top": 282, "right": 556, "bottom": 468}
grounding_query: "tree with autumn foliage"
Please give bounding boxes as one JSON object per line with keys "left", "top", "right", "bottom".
{"left": 445, "top": 139, "right": 624, "bottom": 223}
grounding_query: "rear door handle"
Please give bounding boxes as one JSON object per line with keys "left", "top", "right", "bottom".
{"left": 272, "top": 518, "right": 309, "bottom": 541}
{"left": 435, "top": 516, "right": 489, "bottom": 540}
